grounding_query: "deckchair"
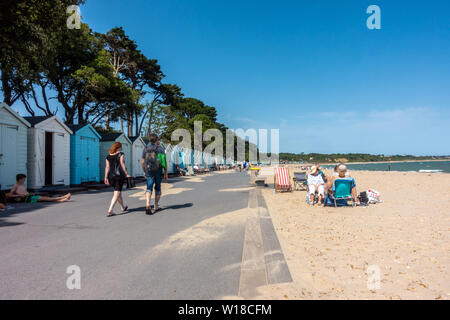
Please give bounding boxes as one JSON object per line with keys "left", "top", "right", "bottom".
{"left": 293, "top": 172, "right": 307, "bottom": 191}
{"left": 325, "top": 178, "right": 355, "bottom": 207}
{"left": 274, "top": 167, "right": 292, "bottom": 193}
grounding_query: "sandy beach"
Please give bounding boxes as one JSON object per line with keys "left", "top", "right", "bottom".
{"left": 254, "top": 169, "right": 450, "bottom": 299}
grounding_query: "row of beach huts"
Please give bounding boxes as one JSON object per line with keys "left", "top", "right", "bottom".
{"left": 0, "top": 103, "right": 232, "bottom": 190}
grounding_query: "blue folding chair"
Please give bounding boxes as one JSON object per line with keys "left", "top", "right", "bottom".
{"left": 325, "top": 178, "right": 356, "bottom": 207}
{"left": 293, "top": 172, "right": 307, "bottom": 191}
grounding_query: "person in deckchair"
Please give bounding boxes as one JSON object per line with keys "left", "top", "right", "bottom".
{"left": 307, "top": 166, "right": 325, "bottom": 205}
{"left": 332, "top": 163, "right": 350, "bottom": 177}
{"left": 327, "top": 164, "right": 358, "bottom": 203}
{"left": 7, "top": 174, "right": 71, "bottom": 203}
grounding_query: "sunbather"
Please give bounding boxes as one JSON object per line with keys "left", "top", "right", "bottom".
{"left": 7, "top": 174, "right": 71, "bottom": 203}
{"left": 307, "top": 166, "right": 325, "bottom": 205}
{"left": 327, "top": 164, "right": 358, "bottom": 203}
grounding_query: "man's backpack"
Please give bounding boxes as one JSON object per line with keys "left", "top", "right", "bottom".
{"left": 144, "top": 146, "right": 162, "bottom": 175}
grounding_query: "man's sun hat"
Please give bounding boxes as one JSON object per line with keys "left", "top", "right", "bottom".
{"left": 310, "top": 166, "right": 318, "bottom": 174}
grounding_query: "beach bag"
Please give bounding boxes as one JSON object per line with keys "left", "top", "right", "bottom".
{"left": 367, "top": 189, "right": 382, "bottom": 203}
{"left": 126, "top": 177, "right": 136, "bottom": 189}
{"left": 358, "top": 191, "right": 369, "bottom": 206}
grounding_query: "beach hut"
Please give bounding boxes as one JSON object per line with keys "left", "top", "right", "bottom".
{"left": 164, "top": 144, "right": 175, "bottom": 174}
{"left": 99, "top": 133, "right": 132, "bottom": 180}
{"left": 203, "top": 152, "right": 212, "bottom": 168}
{"left": 68, "top": 124, "right": 101, "bottom": 185}
{"left": 172, "top": 145, "right": 186, "bottom": 169}
{"left": 193, "top": 149, "right": 202, "bottom": 167}
{"left": 181, "top": 147, "right": 192, "bottom": 168}
{"left": 24, "top": 115, "right": 73, "bottom": 189}
{"left": 0, "top": 103, "right": 31, "bottom": 190}
{"left": 129, "top": 136, "right": 146, "bottom": 177}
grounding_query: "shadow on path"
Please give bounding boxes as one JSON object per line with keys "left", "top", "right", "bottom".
{"left": 126, "top": 203, "right": 193, "bottom": 214}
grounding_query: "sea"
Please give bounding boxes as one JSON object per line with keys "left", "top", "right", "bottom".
{"left": 321, "top": 161, "right": 450, "bottom": 173}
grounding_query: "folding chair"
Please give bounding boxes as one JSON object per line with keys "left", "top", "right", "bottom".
{"left": 325, "top": 178, "right": 356, "bottom": 207}
{"left": 293, "top": 172, "right": 307, "bottom": 191}
{"left": 274, "top": 167, "right": 292, "bottom": 193}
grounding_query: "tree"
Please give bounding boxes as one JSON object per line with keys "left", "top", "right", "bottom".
{"left": 0, "top": 0, "right": 85, "bottom": 112}
{"left": 138, "top": 83, "right": 183, "bottom": 137}
{"left": 99, "top": 27, "right": 165, "bottom": 134}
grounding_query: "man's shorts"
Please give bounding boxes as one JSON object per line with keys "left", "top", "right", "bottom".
{"left": 146, "top": 171, "right": 162, "bottom": 196}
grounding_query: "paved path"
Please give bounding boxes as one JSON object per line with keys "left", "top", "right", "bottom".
{"left": 0, "top": 171, "right": 290, "bottom": 299}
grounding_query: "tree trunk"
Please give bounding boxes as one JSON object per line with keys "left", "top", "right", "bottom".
{"left": 127, "top": 115, "right": 133, "bottom": 137}
{"left": 105, "top": 104, "right": 110, "bottom": 129}
{"left": 135, "top": 111, "right": 139, "bottom": 136}
{"left": 120, "top": 118, "right": 124, "bottom": 133}
{"left": 78, "top": 106, "right": 84, "bottom": 124}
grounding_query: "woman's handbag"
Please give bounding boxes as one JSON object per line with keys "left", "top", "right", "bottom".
{"left": 126, "top": 177, "right": 136, "bottom": 189}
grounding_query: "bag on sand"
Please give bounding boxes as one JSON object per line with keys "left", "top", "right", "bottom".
{"left": 367, "top": 189, "right": 382, "bottom": 203}
{"left": 358, "top": 191, "right": 369, "bottom": 205}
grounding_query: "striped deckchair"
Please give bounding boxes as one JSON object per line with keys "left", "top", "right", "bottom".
{"left": 274, "top": 167, "right": 292, "bottom": 193}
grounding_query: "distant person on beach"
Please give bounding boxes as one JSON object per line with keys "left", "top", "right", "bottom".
{"left": 104, "top": 142, "right": 131, "bottom": 217}
{"left": 142, "top": 133, "right": 168, "bottom": 215}
{"left": 7, "top": 174, "right": 71, "bottom": 203}
{"left": 327, "top": 164, "right": 358, "bottom": 203}
{"left": 307, "top": 166, "right": 325, "bottom": 205}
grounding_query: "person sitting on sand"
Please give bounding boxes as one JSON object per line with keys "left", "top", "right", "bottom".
{"left": 307, "top": 166, "right": 325, "bottom": 205}
{"left": 327, "top": 164, "right": 358, "bottom": 203}
{"left": 7, "top": 174, "right": 71, "bottom": 203}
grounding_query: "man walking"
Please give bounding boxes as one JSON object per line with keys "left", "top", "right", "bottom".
{"left": 142, "top": 133, "right": 168, "bottom": 215}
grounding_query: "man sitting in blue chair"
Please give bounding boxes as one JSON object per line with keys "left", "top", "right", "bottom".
{"left": 325, "top": 164, "right": 359, "bottom": 207}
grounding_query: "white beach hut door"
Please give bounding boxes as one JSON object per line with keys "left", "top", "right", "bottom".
{"left": 53, "top": 133, "right": 66, "bottom": 184}
{"left": 0, "top": 124, "right": 17, "bottom": 189}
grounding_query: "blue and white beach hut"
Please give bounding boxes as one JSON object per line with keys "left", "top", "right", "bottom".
{"left": 68, "top": 124, "right": 101, "bottom": 185}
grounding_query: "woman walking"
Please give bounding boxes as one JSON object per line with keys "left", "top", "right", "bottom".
{"left": 104, "top": 142, "right": 131, "bottom": 217}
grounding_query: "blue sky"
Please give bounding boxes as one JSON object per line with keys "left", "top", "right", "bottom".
{"left": 7, "top": 0, "right": 450, "bottom": 155}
